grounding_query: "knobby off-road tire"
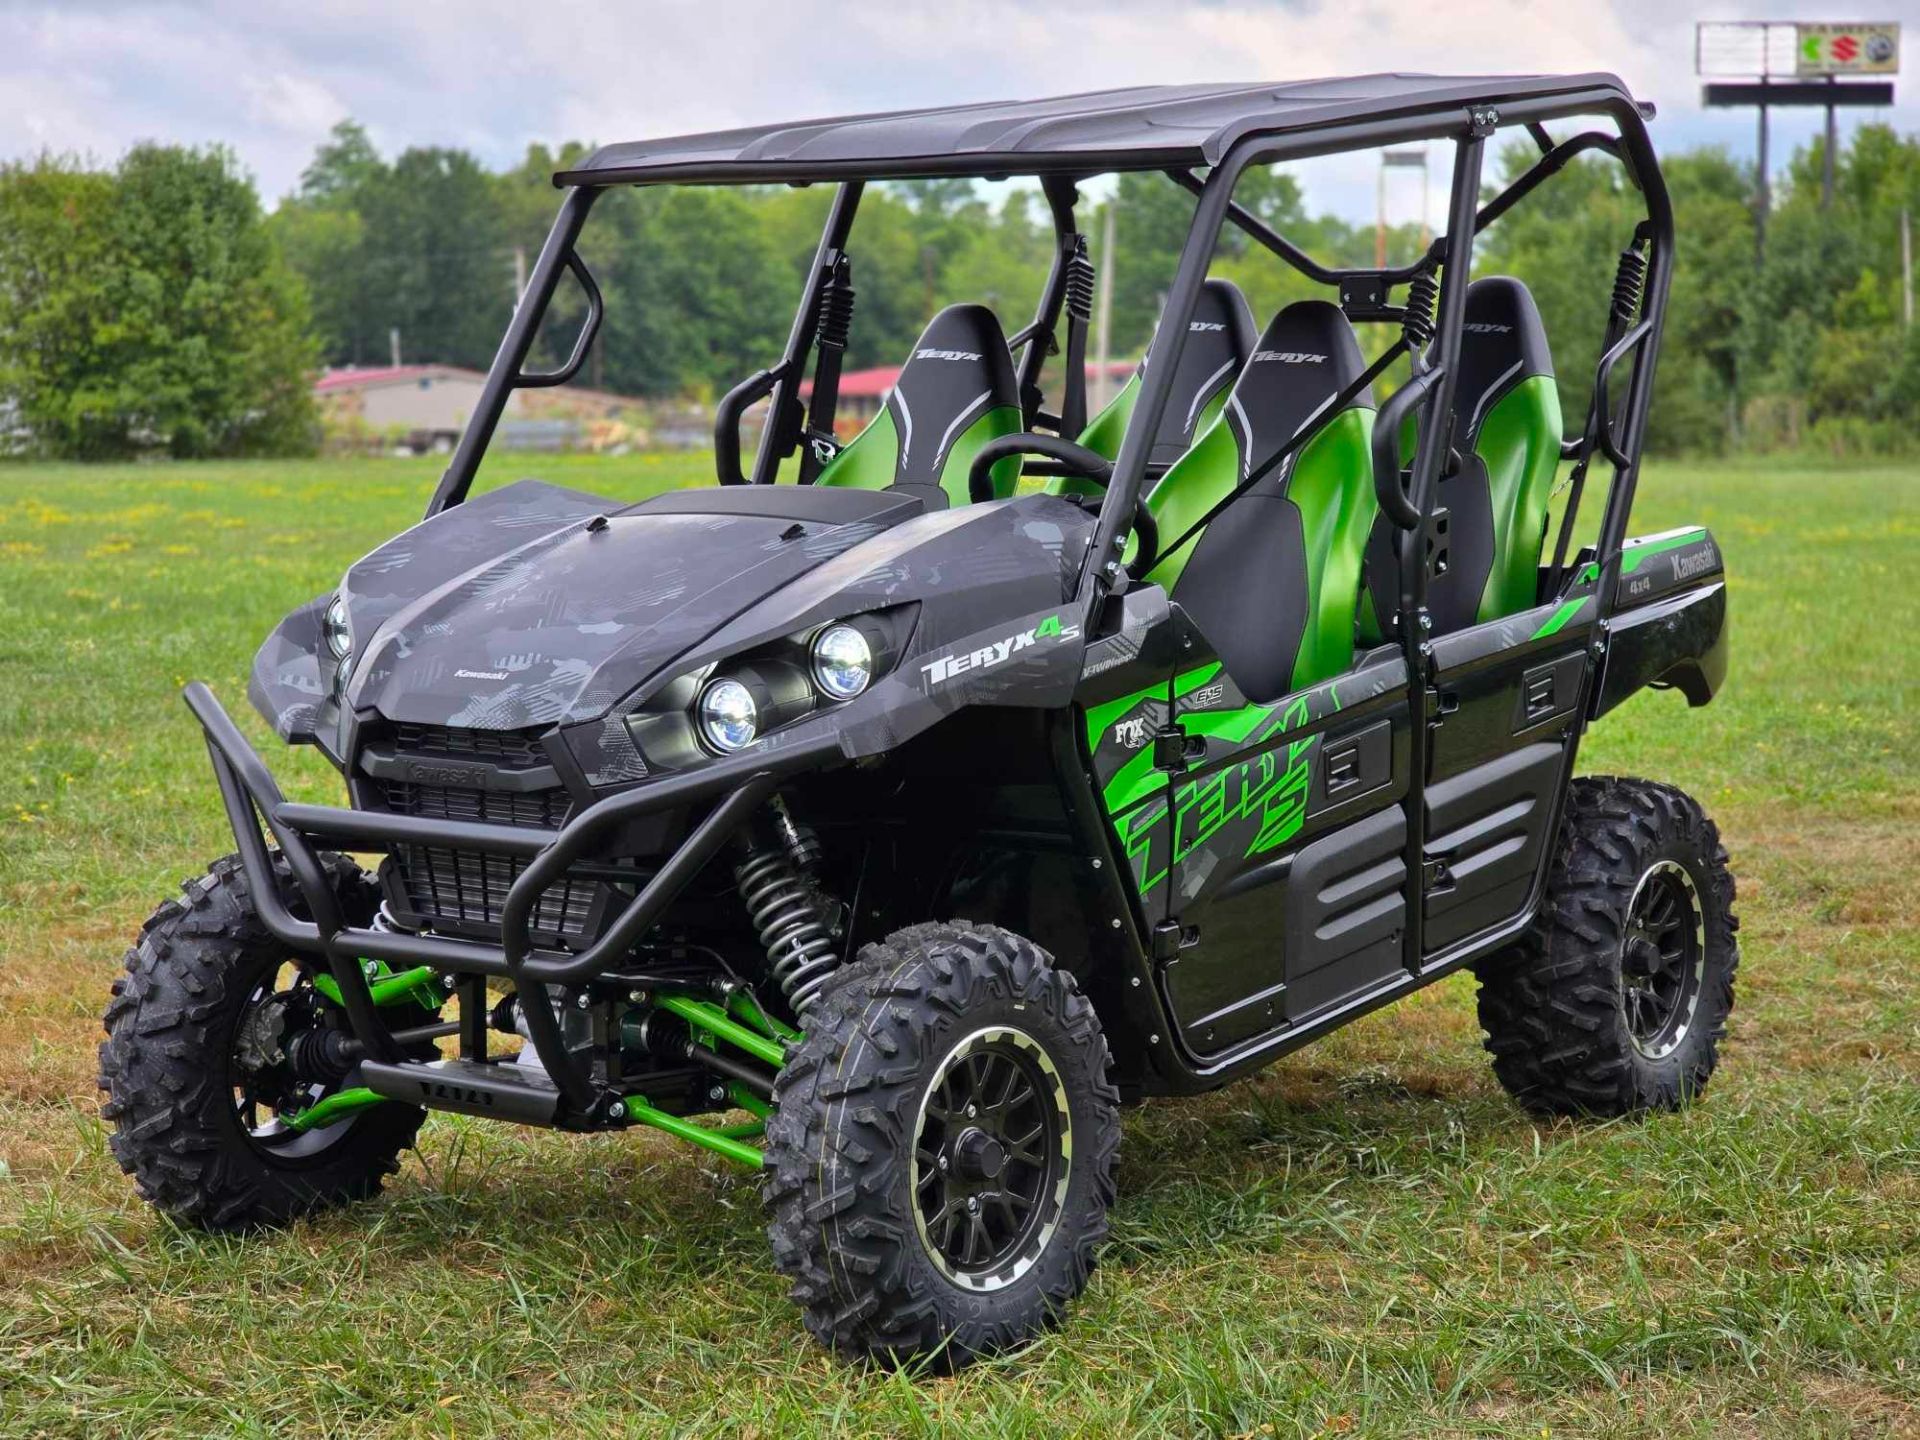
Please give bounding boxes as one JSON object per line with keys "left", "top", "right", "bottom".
{"left": 98, "top": 852, "right": 426, "bottom": 1229}
{"left": 1476, "top": 776, "right": 1739, "bottom": 1116}
{"left": 763, "top": 921, "right": 1121, "bottom": 1367}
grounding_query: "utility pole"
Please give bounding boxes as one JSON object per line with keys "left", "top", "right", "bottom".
{"left": 513, "top": 245, "right": 528, "bottom": 308}
{"left": 389, "top": 327, "right": 402, "bottom": 369}
{"left": 1374, "top": 162, "right": 1387, "bottom": 270}
{"left": 1378, "top": 151, "right": 1428, "bottom": 268}
{"left": 1903, "top": 208, "right": 1913, "bottom": 330}
{"left": 1093, "top": 202, "right": 1115, "bottom": 413}
{"left": 1756, "top": 76, "right": 1770, "bottom": 261}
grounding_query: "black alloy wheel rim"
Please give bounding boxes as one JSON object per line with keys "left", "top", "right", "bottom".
{"left": 1622, "top": 860, "right": 1706, "bottom": 1060}
{"left": 910, "top": 1025, "right": 1071, "bottom": 1292}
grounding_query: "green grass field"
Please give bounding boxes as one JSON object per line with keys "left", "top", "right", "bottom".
{"left": 0, "top": 454, "right": 1914, "bottom": 1438}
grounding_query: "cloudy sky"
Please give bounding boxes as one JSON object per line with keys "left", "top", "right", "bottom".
{"left": 2, "top": 0, "right": 1911, "bottom": 221}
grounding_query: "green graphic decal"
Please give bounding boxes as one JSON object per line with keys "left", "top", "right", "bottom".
{"left": 1171, "top": 695, "right": 1316, "bottom": 864}
{"left": 1531, "top": 596, "right": 1591, "bottom": 640}
{"left": 1120, "top": 796, "right": 1169, "bottom": 896}
{"left": 1575, "top": 527, "right": 1712, "bottom": 585}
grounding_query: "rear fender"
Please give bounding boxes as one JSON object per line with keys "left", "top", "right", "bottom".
{"left": 1592, "top": 526, "right": 1727, "bottom": 718}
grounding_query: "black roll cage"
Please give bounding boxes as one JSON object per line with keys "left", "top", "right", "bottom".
{"left": 428, "top": 84, "right": 1669, "bottom": 632}
{"left": 211, "top": 82, "right": 1671, "bottom": 1114}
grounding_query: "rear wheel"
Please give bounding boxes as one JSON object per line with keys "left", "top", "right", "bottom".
{"left": 1475, "top": 776, "right": 1739, "bottom": 1116}
{"left": 763, "top": 921, "right": 1120, "bottom": 1367}
{"left": 99, "top": 853, "right": 428, "bottom": 1229}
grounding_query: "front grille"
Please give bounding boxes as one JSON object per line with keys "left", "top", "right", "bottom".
{"left": 371, "top": 724, "right": 596, "bottom": 941}
{"left": 392, "top": 843, "right": 597, "bottom": 937}
{"left": 391, "top": 722, "right": 548, "bottom": 766}
{"left": 379, "top": 780, "right": 570, "bottom": 830}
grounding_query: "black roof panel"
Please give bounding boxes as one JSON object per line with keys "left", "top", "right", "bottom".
{"left": 557, "top": 74, "right": 1635, "bottom": 186}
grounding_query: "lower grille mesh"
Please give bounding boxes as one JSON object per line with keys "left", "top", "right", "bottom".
{"left": 392, "top": 844, "right": 595, "bottom": 937}
{"left": 371, "top": 728, "right": 592, "bottom": 939}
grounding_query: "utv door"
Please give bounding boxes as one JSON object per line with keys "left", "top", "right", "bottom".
{"left": 1155, "top": 652, "right": 1414, "bottom": 1057}
{"left": 1418, "top": 601, "right": 1591, "bottom": 958}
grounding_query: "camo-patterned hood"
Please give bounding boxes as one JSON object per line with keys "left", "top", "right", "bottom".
{"left": 326, "top": 480, "right": 915, "bottom": 730}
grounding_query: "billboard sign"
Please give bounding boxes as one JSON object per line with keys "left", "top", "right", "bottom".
{"left": 1795, "top": 23, "right": 1899, "bottom": 75}
{"left": 1696, "top": 20, "right": 1900, "bottom": 77}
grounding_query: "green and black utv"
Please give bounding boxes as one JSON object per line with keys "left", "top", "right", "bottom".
{"left": 101, "top": 75, "right": 1736, "bottom": 1366}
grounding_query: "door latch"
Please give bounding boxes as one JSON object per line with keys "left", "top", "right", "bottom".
{"left": 1152, "top": 726, "right": 1206, "bottom": 772}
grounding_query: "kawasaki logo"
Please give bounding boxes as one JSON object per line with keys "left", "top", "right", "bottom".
{"left": 920, "top": 614, "right": 1080, "bottom": 687}
{"left": 915, "top": 348, "right": 983, "bottom": 362}
{"left": 1251, "top": 350, "right": 1325, "bottom": 364}
{"left": 455, "top": 668, "right": 508, "bottom": 681}
{"left": 1672, "top": 546, "right": 1717, "bottom": 581}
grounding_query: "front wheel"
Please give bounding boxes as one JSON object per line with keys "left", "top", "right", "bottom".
{"left": 762, "top": 921, "right": 1120, "bottom": 1367}
{"left": 98, "top": 853, "right": 428, "bottom": 1229}
{"left": 1475, "top": 776, "right": 1740, "bottom": 1116}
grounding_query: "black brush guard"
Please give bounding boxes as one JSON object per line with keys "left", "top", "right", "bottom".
{"left": 184, "top": 682, "right": 840, "bottom": 1115}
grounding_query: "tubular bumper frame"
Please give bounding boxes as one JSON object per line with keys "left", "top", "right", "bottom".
{"left": 183, "top": 681, "right": 840, "bottom": 1113}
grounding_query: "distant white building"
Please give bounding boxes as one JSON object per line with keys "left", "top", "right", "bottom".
{"left": 315, "top": 364, "right": 646, "bottom": 452}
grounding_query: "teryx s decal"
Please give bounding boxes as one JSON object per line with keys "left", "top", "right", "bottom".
{"left": 920, "top": 613, "right": 1080, "bottom": 687}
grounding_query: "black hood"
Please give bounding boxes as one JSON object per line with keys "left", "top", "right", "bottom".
{"left": 336, "top": 480, "right": 922, "bottom": 730}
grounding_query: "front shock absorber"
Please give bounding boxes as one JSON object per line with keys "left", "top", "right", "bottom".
{"left": 735, "top": 799, "right": 840, "bottom": 1017}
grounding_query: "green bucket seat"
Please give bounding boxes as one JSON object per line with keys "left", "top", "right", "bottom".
{"left": 1140, "top": 300, "right": 1379, "bottom": 701}
{"left": 1052, "top": 277, "right": 1257, "bottom": 497}
{"left": 1359, "top": 276, "right": 1562, "bottom": 640}
{"left": 816, "top": 304, "right": 1024, "bottom": 509}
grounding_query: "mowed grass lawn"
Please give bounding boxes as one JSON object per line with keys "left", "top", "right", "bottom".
{"left": 0, "top": 453, "right": 1914, "bottom": 1438}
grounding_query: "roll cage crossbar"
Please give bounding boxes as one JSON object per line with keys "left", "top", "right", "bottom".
{"left": 222, "top": 78, "right": 1671, "bottom": 1124}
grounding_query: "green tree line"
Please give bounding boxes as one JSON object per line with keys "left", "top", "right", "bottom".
{"left": 3, "top": 119, "right": 1916, "bottom": 460}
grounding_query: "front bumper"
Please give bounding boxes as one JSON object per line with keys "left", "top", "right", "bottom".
{"left": 185, "top": 681, "right": 839, "bottom": 1111}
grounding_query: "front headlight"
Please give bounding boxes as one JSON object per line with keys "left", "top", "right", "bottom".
{"left": 697, "top": 677, "right": 759, "bottom": 753}
{"left": 323, "top": 594, "right": 352, "bottom": 660}
{"left": 810, "top": 623, "right": 873, "bottom": 700}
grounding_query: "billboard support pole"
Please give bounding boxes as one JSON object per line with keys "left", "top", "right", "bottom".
{"left": 1823, "top": 74, "right": 1838, "bottom": 210}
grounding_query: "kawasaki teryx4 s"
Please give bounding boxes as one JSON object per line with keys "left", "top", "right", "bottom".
{"left": 102, "top": 76, "right": 1735, "bottom": 1366}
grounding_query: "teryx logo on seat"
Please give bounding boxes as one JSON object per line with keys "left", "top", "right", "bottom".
{"left": 915, "top": 348, "right": 984, "bottom": 362}
{"left": 1251, "top": 350, "right": 1326, "bottom": 364}
{"left": 920, "top": 614, "right": 1080, "bottom": 687}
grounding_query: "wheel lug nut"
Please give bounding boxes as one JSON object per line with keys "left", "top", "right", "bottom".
{"left": 967, "top": 1196, "right": 979, "bottom": 1214}
{"left": 966, "top": 1104, "right": 977, "bottom": 1118}
{"left": 937, "top": 1154, "right": 948, "bottom": 1170}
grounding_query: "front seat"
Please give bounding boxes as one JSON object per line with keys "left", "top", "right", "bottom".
{"left": 1360, "top": 276, "right": 1562, "bottom": 640}
{"left": 1139, "top": 300, "right": 1378, "bottom": 702}
{"left": 816, "top": 304, "right": 1024, "bottom": 509}
{"left": 1051, "top": 277, "right": 1257, "bottom": 498}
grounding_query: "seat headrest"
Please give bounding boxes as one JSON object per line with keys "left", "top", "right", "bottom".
{"left": 885, "top": 304, "right": 1018, "bottom": 488}
{"left": 1138, "top": 278, "right": 1257, "bottom": 467}
{"left": 1224, "top": 300, "right": 1371, "bottom": 485}
{"left": 1455, "top": 277, "right": 1555, "bottom": 438}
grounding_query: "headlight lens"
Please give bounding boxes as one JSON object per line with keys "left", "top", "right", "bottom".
{"left": 810, "top": 623, "right": 873, "bottom": 700}
{"left": 323, "top": 594, "right": 352, "bottom": 659}
{"left": 697, "top": 678, "right": 759, "bottom": 753}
